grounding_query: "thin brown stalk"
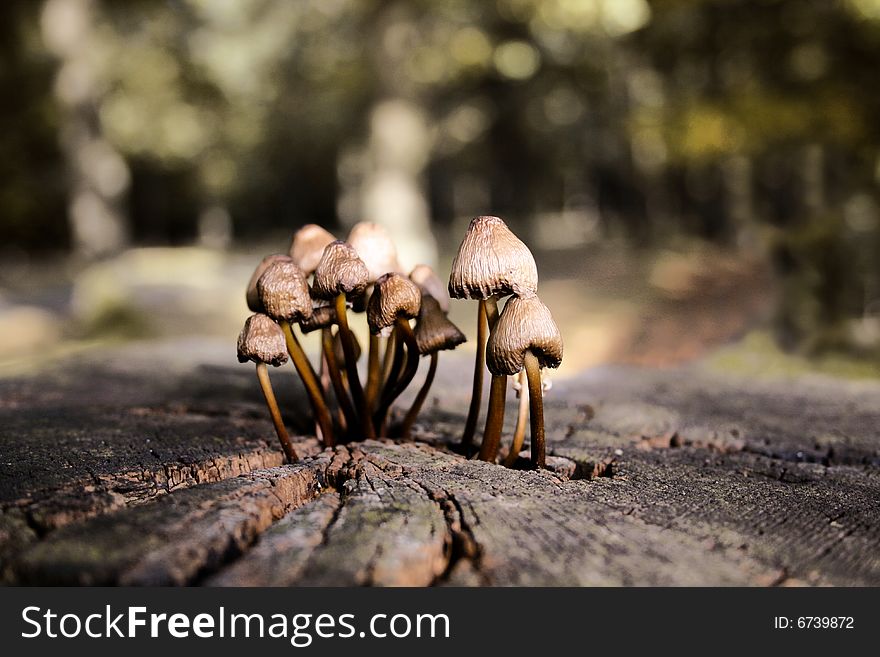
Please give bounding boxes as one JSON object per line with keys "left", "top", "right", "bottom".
{"left": 503, "top": 369, "right": 529, "bottom": 467}
{"left": 373, "top": 318, "right": 420, "bottom": 433}
{"left": 335, "top": 293, "right": 376, "bottom": 441}
{"left": 398, "top": 351, "right": 438, "bottom": 440}
{"left": 255, "top": 362, "right": 298, "bottom": 463}
{"left": 460, "top": 299, "right": 488, "bottom": 450}
{"left": 321, "top": 327, "right": 357, "bottom": 437}
{"left": 524, "top": 350, "right": 545, "bottom": 469}
{"left": 281, "top": 322, "right": 335, "bottom": 447}
{"left": 478, "top": 373, "right": 507, "bottom": 462}
{"left": 365, "top": 333, "right": 382, "bottom": 411}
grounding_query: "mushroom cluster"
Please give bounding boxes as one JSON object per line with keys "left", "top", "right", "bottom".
{"left": 448, "top": 216, "right": 563, "bottom": 468}
{"left": 237, "top": 222, "right": 467, "bottom": 461}
{"left": 237, "top": 216, "right": 560, "bottom": 469}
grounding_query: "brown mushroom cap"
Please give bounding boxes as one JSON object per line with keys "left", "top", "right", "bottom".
{"left": 348, "top": 222, "right": 402, "bottom": 283}
{"left": 298, "top": 300, "right": 337, "bottom": 334}
{"left": 410, "top": 264, "right": 450, "bottom": 313}
{"left": 246, "top": 254, "right": 293, "bottom": 312}
{"left": 312, "top": 240, "right": 370, "bottom": 300}
{"left": 415, "top": 295, "right": 467, "bottom": 354}
{"left": 237, "top": 313, "right": 288, "bottom": 367}
{"left": 486, "top": 295, "right": 563, "bottom": 376}
{"left": 448, "top": 215, "right": 538, "bottom": 300}
{"left": 367, "top": 272, "right": 421, "bottom": 335}
{"left": 256, "top": 260, "right": 313, "bottom": 322}
{"left": 289, "top": 224, "right": 336, "bottom": 276}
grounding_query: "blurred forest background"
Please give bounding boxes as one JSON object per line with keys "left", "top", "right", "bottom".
{"left": 2, "top": 0, "right": 880, "bottom": 378}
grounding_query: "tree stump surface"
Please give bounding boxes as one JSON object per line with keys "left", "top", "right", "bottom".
{"left": 2, "top": 339, "right": 878, "bottom": 586}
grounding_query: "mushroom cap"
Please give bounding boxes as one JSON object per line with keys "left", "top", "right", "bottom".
{"left": 256, "top": 260, "right": 313, "bottom": 322}
{"left": 312, "top": 240, "right": 370, "bottom": 300}
{"left": 246, "top": 254, "right": 293, "bottom": 312}
{"left": 237, "top": 313, "right": 288, "bottom": 367}
{"left": 486, "top": 295, "right": 563, "bottom": 376}
{"left": 410, "top": 264, "right": 450, "bottom": 313}
{"left": 415, "top": 295, "right": 467, "bottom": 354}
{"left": 367, "top": 272, "right": 421, "bottom": 335}
{"left": 347, "top": 222, "right": 402, "bottom": 283}
{"left": 298, "top": 300, "right": 337, "bottom": 334}
{"left": 289, "top": 224, "right": 336, "bottom": 276}
{"left": 448, "top": 215, "right": 538, "bottom": 300}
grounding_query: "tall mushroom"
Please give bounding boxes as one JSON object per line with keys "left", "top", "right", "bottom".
{"left": 448, "top": 216, "right": 538, "bottom": 458}
{"left": 397, "top": 294, "right": 466, "bottom": 440}
{"left": 257, "top": 260, "right": 335, "bottom": 447}
{"left": 289, "top": 224, "right": 337, "bottom": 276}
{"left": 312, "top": 240, "right": 375, "bottom": 440}
{"left": 366, "top": 272, "right": 422, "bottom": 433}
{"left": 237, "top": 313, "right": 298, "bottom": 463}
{"left": 289, "top": 224, "right": 337, "bottom": 401}
{"left": 487, "top": 294, "right": 563, "bottom": 469}
{"left": 348, "top": 222, "right": 403, "bottom": 411}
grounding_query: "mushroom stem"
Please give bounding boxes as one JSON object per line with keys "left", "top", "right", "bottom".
{"left": 503, "top": 369, "right": 529, "bottom": 467}
{"left": 255, "top": 362, "right": 298, "bottom": 463}
{"left": 321, "top": 327, "right": 358, "bottom": 438}
{"left": 334, "top": 293, "right": 376, "bottom": 441}
{"left": 280, "top": 322, "right": 336, "bottom": 447}
{"left": 398, "top": 351, "right": 438, "bottom": 441}
{"left": 365, "top": 333, "right": 382, "bottom": 410}
{"left": 477, "top": 295, "right": 503, "bottom": 462}
{"left": 478, "top": 373, "right": 507, "bottom": 462}
{"left": 374, "top": 318, "right": 420, "bottom": 433}
{"left": 321, "top": 346, "right": 347, "bottom": 432}
{"left": 523, "top": 350, "right": 546, "bottom": 469}
{"left": 382, "top": 330, "right": 397, "bottom": 382}
{"left": 381, "top": 329, "right": 405, "bottom": 403}
{"left": 317, "top": 348, "right": 333, "bottom": 438}
{"left": 484, "top": 295, "right": 500, "bottom": 326}
{"left": 460, "top": 299, "right": 488, "bottom": 450}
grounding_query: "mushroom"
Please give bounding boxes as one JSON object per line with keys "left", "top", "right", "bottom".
{"left": 348, "top": 222, "right": 403, "bottom": 411}
{"left": 348, "top": 221, "right": 403, "bottom": 281}
{"left": 289, "top": 224, "right": 336, "bottom": 276}
{"left": 397, "top": 294, "right": 466, "bottom": 440}
{"left": 246, "top": 254, "right": 293, "bottom": 313}
{"left": 237, "top": 313, "right": 298, "bottom": 463}
{"left": 448, "top": 216, "right": 538, "bottom": 458}
{"left": 486, "top": 294, "right": 563, "bottom": 469}
{"left": 289, "top": 224, "right": 338, "bottom": 416}
{"left": 312, "top": 240, "right": 375, "bottom": 440}
{"left": 410, "top": 264, "right": 450, "bottom": 313}
{"left": 297, "top": 300, "right": 337, "bottom": 334}
{"left": 257, "top": 260, "right": 336, "bottom": 447}
{"left": 366, "top": 272, "right": 422, "bottom": 433}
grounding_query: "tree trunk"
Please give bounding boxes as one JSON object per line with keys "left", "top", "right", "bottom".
{"left": 2, "top": 340, "right": 879, "bottom": 586}
{"left": 41, "top": 0, "right": 130, "bottom": 260}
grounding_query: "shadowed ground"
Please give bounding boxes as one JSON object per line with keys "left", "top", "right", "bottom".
{"left": 1, "top": 339, "right": 878, "bottom": 586}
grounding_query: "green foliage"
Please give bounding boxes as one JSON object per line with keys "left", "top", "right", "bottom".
{"left": 3, "top": 0, "right": 880, "bottom": 356}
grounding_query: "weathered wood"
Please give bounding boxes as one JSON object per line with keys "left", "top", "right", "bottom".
{"left": 2, "top": 341, "right": 879, "bottom": 586}
{"left": 12, "top": 451, "right": 341, "bottom": 585}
